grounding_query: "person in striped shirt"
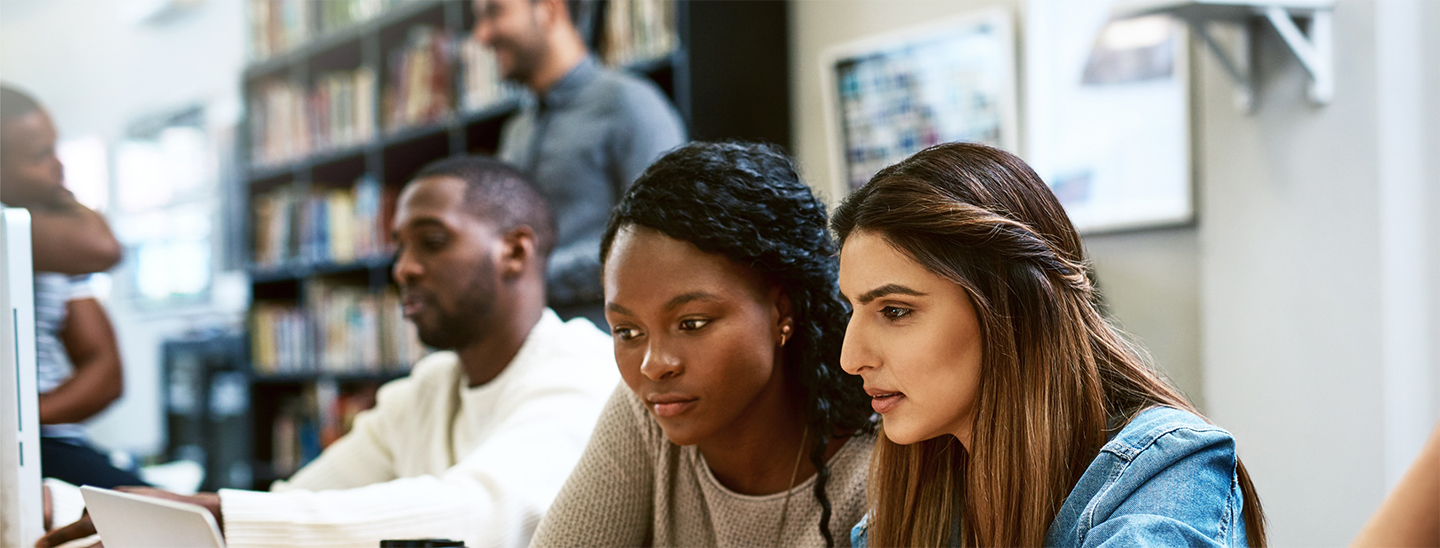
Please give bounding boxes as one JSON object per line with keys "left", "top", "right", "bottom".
{"left": 2, "top": 84, "right": 137, "bottom": 491}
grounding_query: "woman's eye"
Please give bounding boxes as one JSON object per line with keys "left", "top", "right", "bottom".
{"left": 880, "top": 306, "right": 912, "bottom": 320}
{"left": 678, "top": 318, "right": 710, "bottom": 331}
{"left": 612, "top": 327, "right": 639, "bottom": 341}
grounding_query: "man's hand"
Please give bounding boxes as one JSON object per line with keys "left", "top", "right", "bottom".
{"left": 35, "top": 510, "right": 95, "bottom": 548}
{"left": 42, "top": 484, "right": 52, "bottom": 532}
{"left": 35, "top": 487, "right": 223, "bottom": 548}
{"left": 35, "top": 511, "right": 93, "bottom": 548}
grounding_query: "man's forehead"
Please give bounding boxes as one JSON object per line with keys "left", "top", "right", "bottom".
{"left": 401, "top": 175, "right": 467, "bottom": 204}
{"left": 395, "top": 176, "right": 469, "bottom": 225}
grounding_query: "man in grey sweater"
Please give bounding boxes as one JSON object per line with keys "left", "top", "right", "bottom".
{"left": 473, "top": 0, "right": 687, "bottom": 326}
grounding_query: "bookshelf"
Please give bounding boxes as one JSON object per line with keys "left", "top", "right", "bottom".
{"left": 163, "top": 331, "right": 250, "bottom": 491}
{"left": 239, "top": 0, "right": 791, "bottom": 490}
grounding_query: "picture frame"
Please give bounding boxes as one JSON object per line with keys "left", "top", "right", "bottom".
{"left": 820, "top": 8, "right": 1020, "bottom": 198}
{"left": 1024, "top": 0, "right": 1194, "bottom": 233}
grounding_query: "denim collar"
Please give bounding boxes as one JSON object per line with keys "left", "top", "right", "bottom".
{"left": 538, "top": 55, "right": 600, "bottom": 109}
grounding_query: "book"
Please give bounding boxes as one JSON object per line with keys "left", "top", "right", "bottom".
{"left": 601, "top": 0, "right": 678, "bottom": 67}
{"left": 271, "top": 382, "right": 383, "bottom": 477}
{"left": 251, "top": 67, "right": 376, "bottom": 167}
{"left": 252, "top": 0, "right": 423, "bottom": 61}
{"left": 250, "top": 79, "right": 311, "bottom": 166}
{"left": 310, "top": 68, "right": 378, "bottom": 153}
{"left": 250, "top": 284, "right": 425, "bottom": 376}
{"left": 252, "top": 176, "right": 392, "bottom": 269}
{"left": 249, "top": 302, "right": 311, "bottom": 374}
{"left": 317, "top": 0, "right": 405, "bottom": 34}
{"left": 250, "top": 0, "right": 311, "bottom": 61}
{"left": 384, "top": 25, "right": 455, "bottom": 131}
{"left": 458, "top": 35, "right": 520, "bottom": 112}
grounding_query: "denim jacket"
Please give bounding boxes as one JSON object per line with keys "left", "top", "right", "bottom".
{"left": 851, "top": 407, "right": 1249, "bottom": 547}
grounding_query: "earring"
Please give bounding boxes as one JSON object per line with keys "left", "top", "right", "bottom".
{"left": 779, "top": 324, "right": 792, "bottom": 347}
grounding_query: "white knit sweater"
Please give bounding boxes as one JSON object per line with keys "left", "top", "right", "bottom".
{"left": 220, "top": 310, "right": 618, "bottom": 548}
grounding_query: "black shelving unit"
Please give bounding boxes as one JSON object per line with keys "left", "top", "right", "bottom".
{"left": 163, "top": 331, "right": 250, "bottom": 491}
{"left": 240, "top": 0, "right": 790, "bottom": 490}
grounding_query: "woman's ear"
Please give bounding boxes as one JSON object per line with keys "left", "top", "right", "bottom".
{"left": 771, "top": 286, "right": 794, "bottom": 341}
{"left": 498, "top": 225, "right": 538, "bottom": 280}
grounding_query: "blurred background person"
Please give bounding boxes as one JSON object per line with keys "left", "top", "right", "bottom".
{"left": 474, "top": 0, "right": 686, "bottom": 326}
{"left": 2, "top": 84, "right": 141, "bottom": 489}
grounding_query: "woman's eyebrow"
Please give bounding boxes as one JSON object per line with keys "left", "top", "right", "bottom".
{"left": 855, "top": 283, "right": 926, "bottom": 305}
{"left": 605, "top": 302, "right": 635, "bottom": 316}
{"left": 665, "top": 291, "right": 722, "bottom": 311}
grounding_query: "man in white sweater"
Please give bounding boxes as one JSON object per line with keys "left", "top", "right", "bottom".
{"left": 39, "top": 156, "right": 619, "bottom": 548}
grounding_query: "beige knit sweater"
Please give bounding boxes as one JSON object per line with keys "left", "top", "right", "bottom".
{"left": 530, "top": 384, "right": 875, "bottom": 547}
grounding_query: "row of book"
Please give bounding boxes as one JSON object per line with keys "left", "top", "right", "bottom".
{"left": 250, "top": 0, "right": 415, "bottom": 61}
{"left": 249, "top": 0, "right": 310, "bottom": 61}
{"left": 384, "top": 26, "right": 455, "bottom": 131}
{"left": 252, "top": 176, "right": 394, "bottom": 269}
{"left": 317, "top": 0, "right": 410, "bottom": 34}
{"left": 601, "top": 0, "right": 679, "bottom": 67}
{"left": 249, "top": 79, "right": 308, "bottom": 167}
{"left": 459, "top": 34, "right": 521, "bottom": 112}
{"left": 249, "top": 30, "right": 511, "bottom": 166}
{"left": 250, "top": 284, "right": 426, "bottom": 375}
{"left": 250, "top": 67, "right": 378, "bottom": 166}
{"left": 309, "top": 281, "right": 427, "bottom": 372}
{"left": 313, "top": 69, "right": 379, "bottom": 154}
{"left": 271, "top": 383, "right": 379, "bottom": 476}
{"left": 251, "top": 0, "right": 679, "bottom": 66}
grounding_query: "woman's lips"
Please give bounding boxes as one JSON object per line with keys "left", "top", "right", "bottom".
{"left": 647, "top": 395, "right": 698, "bottom": 418}
{"left": 870, "top": 392, "right": 904, "bottom": 414}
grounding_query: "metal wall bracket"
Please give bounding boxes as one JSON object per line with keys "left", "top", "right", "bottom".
{"left": 1115, "top": 1, "right": 1335, "bottom": 113}
{"left": 1263, "top": 7, "right": 1332, "bottom": 105}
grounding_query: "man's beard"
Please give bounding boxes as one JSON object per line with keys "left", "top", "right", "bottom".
{"left": 498, "top": 35, "right": 548, "bottom": 85}
{"left": 410, "top": 269, "right": 497, "bottom": 350}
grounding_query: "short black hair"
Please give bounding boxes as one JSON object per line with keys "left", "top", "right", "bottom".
{"left": 599, "top": 141, "right": 872, "bottom": 547}
{"left": 412, "top": 155, "right": 557, "bottom": 258}
{"left": 1, "top": 84, "right": 42, "bottom": 127}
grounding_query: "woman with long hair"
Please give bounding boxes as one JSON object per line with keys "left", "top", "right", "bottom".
{"left": 530, "top": 141, "right": 875, "bottom": 546}
{"left": 833, "top": 142, "right": 1266, "bottom": 547}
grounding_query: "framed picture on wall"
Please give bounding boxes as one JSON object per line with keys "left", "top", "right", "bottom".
{"left": 1025, "top": 0, "right": 1193, "bottom": 233}
{"left": 821, "top": 8, "right": 1020, "bottom": 196}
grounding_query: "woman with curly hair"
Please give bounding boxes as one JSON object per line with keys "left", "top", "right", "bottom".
{"left": 834, "top": 142, "right": 1266, "bottom": 547}
{"left": 529, "top": 141, "right": 874, "bottom": 547}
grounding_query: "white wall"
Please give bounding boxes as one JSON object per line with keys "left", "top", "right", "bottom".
{"left": 1196, "top": 4, "right": 1384, "bottom": 543}
{"left": 1197, "top": 1, "right": 1438, "bottom": 544}
{"left": 0, "top": 0, "right": 247, "bottom": 456}
{"left": 1428, "top": 0, "right": 1440, "bottom": 438}
{"left": 792, "top": 0, "right": 1439, "bottom": 545}
{"left": 789, "top": 0, "right": 1205, "bottom": 405}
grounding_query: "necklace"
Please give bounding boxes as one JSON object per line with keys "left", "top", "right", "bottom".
{"left": 774, "top": 424, "right": 810, "bottom": 546}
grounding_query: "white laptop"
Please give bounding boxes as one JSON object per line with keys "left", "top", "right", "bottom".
{"left": 80, "top": 485, "right": 226, "bottom": 548}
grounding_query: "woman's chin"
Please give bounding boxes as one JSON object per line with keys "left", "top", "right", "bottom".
{"left": 879, "top": 421, "right": 945, "bottom": 446}
{"left": 656, "top": 421, "right": 706, "bottom": 447}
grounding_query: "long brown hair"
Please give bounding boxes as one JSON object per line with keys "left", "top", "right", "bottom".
{"left": 831, "top": 142, "right": 1266, "bottom": 547}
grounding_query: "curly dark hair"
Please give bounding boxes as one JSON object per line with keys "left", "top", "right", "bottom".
{"left": 599, "top": 141, "right": 873, "bottom": 546}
